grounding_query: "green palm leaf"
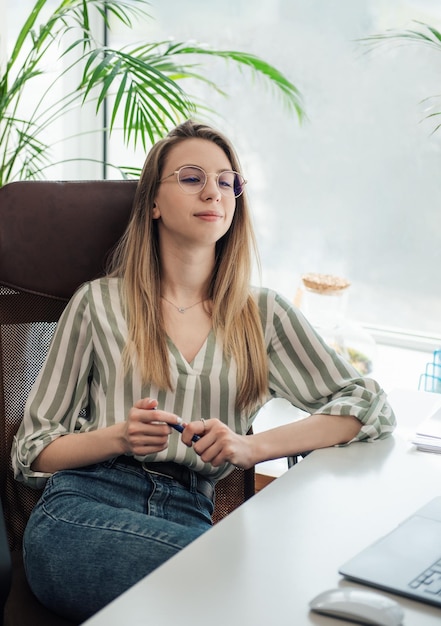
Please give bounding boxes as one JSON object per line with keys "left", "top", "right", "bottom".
{"left": 361, "top": 21, "right": 441, "bottom": 135}
{"left": 0, "top": 0, "right": 305, "bottom": 185}
{"left": 362, "top": 20, "right": 441, "bottom": 50}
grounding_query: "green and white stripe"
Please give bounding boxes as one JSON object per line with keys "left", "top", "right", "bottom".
{"left": 12, "top": 278, "right": 395, "bottom": 488}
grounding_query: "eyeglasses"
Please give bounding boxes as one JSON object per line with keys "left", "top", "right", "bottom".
{"left": 160, "top": 165, "right": 247, "bottom": 198}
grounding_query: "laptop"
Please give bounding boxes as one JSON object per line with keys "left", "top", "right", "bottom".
{"left": 339, "top": 496, "right": 441, "bottom": 607}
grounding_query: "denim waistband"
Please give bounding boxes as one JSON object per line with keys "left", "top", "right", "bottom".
{"left": 115, "top": 456, "right": 215, "bottom": 500}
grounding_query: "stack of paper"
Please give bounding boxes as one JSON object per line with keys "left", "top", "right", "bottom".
{"left": 412, "top": 406, "right": 441, "bottom": 453}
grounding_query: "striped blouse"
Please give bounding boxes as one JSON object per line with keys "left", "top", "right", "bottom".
{"left": 12, "top": 277, "right": 396, "bottom": 488}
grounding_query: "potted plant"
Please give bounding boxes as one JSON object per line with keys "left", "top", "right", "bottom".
{"left": 0, "top": 0, "right": 305, "bottom": 186}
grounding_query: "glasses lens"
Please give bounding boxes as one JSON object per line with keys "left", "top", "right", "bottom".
{"left": 177, "top": 166, "right": 206, "bottom": 193}
{"left": 234, "top": 173, "right": 245, "bottom": 198}
{"left": 176, "top": 166, "right": 245, "bottom": 197}
{"left": 218, "top": 171, "right": 245, "bottom": 198}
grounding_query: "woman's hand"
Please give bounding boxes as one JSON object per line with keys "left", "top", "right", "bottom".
{"left": 123, "top": 397, "right": 183, "bottom": 457}
{"left": 181, "top": 418, "right": 254, "bottom": 469}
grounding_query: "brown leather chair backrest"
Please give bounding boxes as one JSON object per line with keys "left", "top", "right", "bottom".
{"left": 0, "top": 180, "right": 137, "bottom": 299}
{"left": 0, "top": 180, "right": 254, "bottom": 550}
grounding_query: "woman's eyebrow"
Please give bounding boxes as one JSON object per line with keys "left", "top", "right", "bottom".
{"left": 177, "top": 163, "right": 233, "bottom": 172}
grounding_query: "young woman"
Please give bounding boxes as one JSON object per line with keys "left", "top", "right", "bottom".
{"left": 12, "top": 120, "right": 395, "bottom": 621}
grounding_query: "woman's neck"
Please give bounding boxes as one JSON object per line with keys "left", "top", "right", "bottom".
{"left": 159, "top": 245, "right": 214, "bottom": 304}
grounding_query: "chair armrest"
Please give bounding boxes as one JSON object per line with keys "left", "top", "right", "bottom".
{"left": 0, "top": 499, "right": 12, "bottom": 623}
{"left": 287, "top": 450, "right": 312, "bottom": 468}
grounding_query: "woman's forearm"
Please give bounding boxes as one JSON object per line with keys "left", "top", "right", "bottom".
{"left": 31, "top": 424, "right": 128, "bottom": 474}
{"left": 31, "top": 400, "right": 182, "bottom": 474}
{"left": 250, "top": 413, "right": 362, "bottom": 465}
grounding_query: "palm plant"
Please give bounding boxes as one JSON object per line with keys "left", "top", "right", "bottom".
{"left": 362, "top": 21, "right": 441, "bottom": 133}
{"left": 0, "top": 0, "right": 305, "bottom": 186}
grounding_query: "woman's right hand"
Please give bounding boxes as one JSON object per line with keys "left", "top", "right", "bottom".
{"left": 123, "top": 397, "right": 182, "bottom": 457}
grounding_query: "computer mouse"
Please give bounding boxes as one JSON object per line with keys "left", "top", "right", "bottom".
{"left": 309, "top": 587, "right": 404, "bottom": 626}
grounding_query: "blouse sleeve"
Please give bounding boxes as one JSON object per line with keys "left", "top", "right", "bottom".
{"left": 11, "top": 283, "right": 94, "bottom": 488}
{"left": 260, "top": 289, "right": 396, "bottom": 442}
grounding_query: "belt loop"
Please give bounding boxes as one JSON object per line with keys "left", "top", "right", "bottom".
{"left": 104, "top": 457, "right": 119, "bottom": 469}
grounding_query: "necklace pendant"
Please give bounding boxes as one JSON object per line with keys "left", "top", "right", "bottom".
{"left": 161, "top": 296, "right": 206, "bottom": 313}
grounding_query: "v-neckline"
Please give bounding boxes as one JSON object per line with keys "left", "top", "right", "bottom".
{"left": 166, "top": 329, "right": 214, "bottom": 369}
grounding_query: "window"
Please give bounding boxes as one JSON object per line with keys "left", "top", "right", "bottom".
{"left": 106, "top": 0, "right": 441, "bottom": 343}
{"left": 3, "top": 0, "right": 104, "bottom": 181}
{"left": 6, "top": 0, "right": 441, "bottom": 343}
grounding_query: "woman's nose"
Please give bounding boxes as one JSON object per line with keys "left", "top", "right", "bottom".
{"left": 201, "top": 174, "right": 221, "bottom": 200}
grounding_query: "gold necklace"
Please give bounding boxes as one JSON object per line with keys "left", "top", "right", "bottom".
{"left": 161, "top": 295, "right": 206, "bottom": 314}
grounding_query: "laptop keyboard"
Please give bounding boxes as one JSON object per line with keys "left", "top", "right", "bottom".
{"left": 409, "top": 558, "right": 441, "bottom": 596}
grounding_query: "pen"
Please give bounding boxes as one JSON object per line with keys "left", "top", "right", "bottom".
{"left": 170, "top": 422, "right": 200, "bottom": 443}
{"left": 152, "top": 407, "right": 200, "bottom": 442}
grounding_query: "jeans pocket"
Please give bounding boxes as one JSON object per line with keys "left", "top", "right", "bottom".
{"left": 194, "top": 491, "right": 214, "bottom": 525}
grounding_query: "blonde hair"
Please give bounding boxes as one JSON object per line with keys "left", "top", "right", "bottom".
{"left": 109, "top": 120, "right": 268, "bottom": 412}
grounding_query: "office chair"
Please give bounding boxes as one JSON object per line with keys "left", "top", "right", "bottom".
{"left": 0, "top": 180, "right": 255, "bottom": 626}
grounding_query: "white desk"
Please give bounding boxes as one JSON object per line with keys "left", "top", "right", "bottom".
{"left": 83, "top": 389, "right": 441, "bottom": 626}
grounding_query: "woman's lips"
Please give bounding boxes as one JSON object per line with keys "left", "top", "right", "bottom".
{"left": 194, "top": 211, "right": 223, "bottom": 221}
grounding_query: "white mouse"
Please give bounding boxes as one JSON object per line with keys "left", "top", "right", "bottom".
{"left": 309, "top": 587, "right": 404, "bottom": 626}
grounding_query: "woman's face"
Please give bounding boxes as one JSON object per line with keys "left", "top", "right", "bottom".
{"left": 153, "top": 138, "right": 237, "bottom": 250}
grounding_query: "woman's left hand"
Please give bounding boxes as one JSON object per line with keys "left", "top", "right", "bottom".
{"left": 181, "top": 418, "right": 254, "bottom": 469}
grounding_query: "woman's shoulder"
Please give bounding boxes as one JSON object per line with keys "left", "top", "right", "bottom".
{"left": 74, "top": 276, "right": 122, "bottom": 295}
{"left": 252, "top": 286, "right": 297, "bottom": 313}
{"left": 66, "top": 276, "right": 123, "bottom": 310}
{"left": 251, "top": 287, "right": 303, "bottom": 337}
{"left": 91, "top": 275, "right": 122, "bottom": 289}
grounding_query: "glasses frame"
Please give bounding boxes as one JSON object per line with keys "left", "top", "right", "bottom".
{"left": 160, "top": 165, "right": 247, "bottom": 198}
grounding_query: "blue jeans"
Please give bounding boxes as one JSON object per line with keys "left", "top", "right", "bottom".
{"left": 23, "top": 457, "right": 214, "bottom": 622}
